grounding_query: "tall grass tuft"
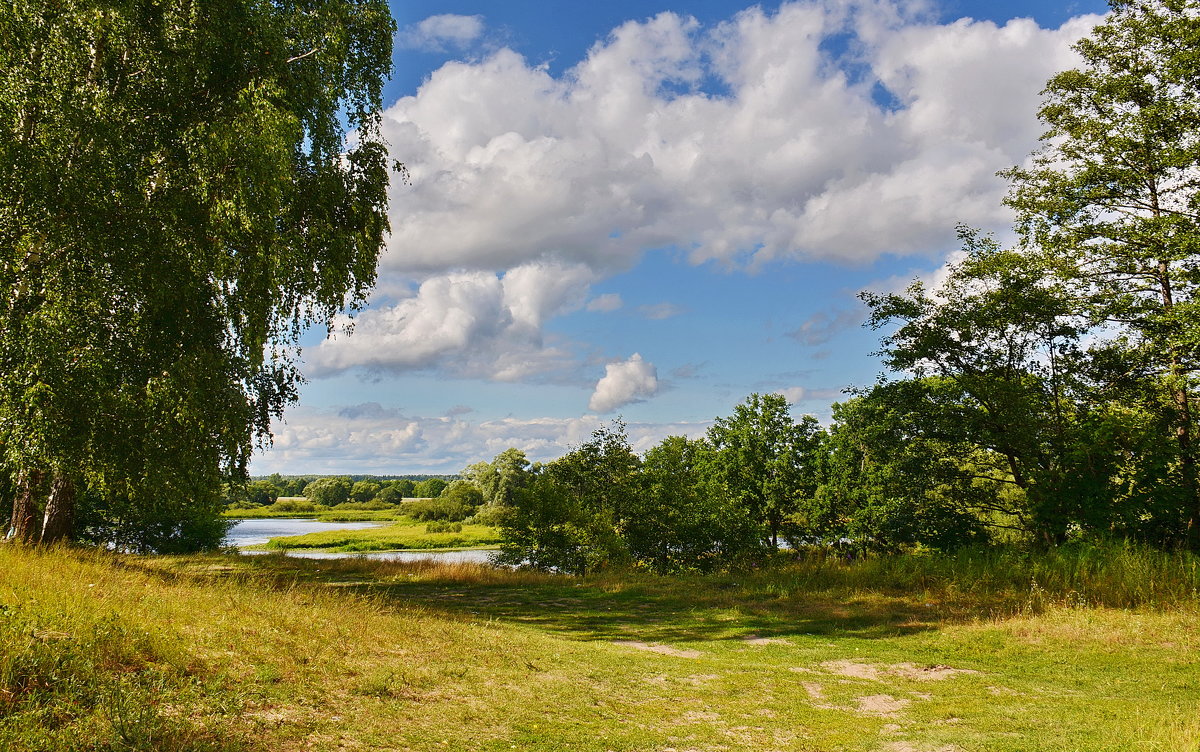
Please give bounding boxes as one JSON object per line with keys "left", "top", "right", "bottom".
{"left": 777, "top": 539, "right": 1200, "bottom": 611}
{"left": 0, "top": 548, "right": 249, "bottom": 751}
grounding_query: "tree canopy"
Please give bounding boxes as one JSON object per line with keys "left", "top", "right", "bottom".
{"left": 0, "top": 0, "right": 395, "bottom": 549}
{"left": 1002, "top": 0, "right": 1200, "bottom": 546}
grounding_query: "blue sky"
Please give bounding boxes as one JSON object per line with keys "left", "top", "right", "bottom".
{"left": 250, "top": 0, "right": 1111, "bottom": 475}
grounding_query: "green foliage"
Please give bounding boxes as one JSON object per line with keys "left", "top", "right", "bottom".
{"left": 246, "top": 480, "right": 281, "bottom": 507}
{"left": 403, "top": 497, "right": 473, "bottom": 522}
{"left": 413, "top": 478, "right": 449, "bottom": 499}
{"left": 803, "top": 382, "right": 990, "bottom": 554}
{"left": 1001, "top": 0, "right": 1200, "bottom": 546}
{"left": 303, "top": 477, "right": 351, "bottom": 507}
{"left": 76, "top": 483, "right": 232, "bottom": 554}
{"left": 465, "top": 503, "right": 509, "bottom": 527}
{"left": 268, "top": 499, "right": 321, "bottom": 514}
{"left": 0, "top": 0, "right": 395, "bottom": 548}
{"left": 857, "top": 225, "right": 1200, "bottom": 548}
{"left": 499, "top": 422, "right": 769, "bottom": 574}
{"left": 630, "top": 436, "right": 763, "bottom": 572}
{"left": 464, "top": 448, "right": 532, "bottom": 507}
{"left": 498, "top": 421, "right": 639, "bottom": 573}
{"left": 372, "top": 484, "right": 405, "bottom": 505}
{"left": 708, "top": 393, "right": 824, "bottom": 546}
{"left": 266, "top": 475, "right": 313, "bottom": 497}
{"left": 349, "top": 481, "right": 382, "bottom": 504}
{"left": 388, "top": 478, "right": 416, "bottom": 498}
{"left": 440, "top": 479, "right": 484, "bottom": 507}
{"left": 425, "top": 521, "right": 462, "bottom": 534}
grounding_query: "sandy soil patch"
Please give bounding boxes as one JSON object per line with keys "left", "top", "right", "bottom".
{"left": 801, "top": 682, "right": 825, "bottom": 701}
{"left": 741, "top": 634, "right": 790, "bottom": 646}
{"left": 821, "top": 660, "right": 978, "bottom": 682}
{"left": 889, "top": 663, "right": 979, "bottom": 681}
{"left": 614, "top": 640, "right": 702, "bottom": 659}
{"left": 822, "top": 660, "right": 884, "bottom": 680}
{"left": 856, "top": 694, "right": 909, "bottom": 716}
{"left": 884, "top": 743, "right": 964, "bottom": 752}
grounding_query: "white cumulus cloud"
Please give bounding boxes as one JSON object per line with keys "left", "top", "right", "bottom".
{"left": 306, "top": 261, "right": 593, "bottom": 380}
{"left": 314, "top": 1, "right": 1100, "bottom": 388}
{"left": 254, "top": 405, "right": 709, "bottom": 474}
{"left": 397, "top": 14, "right": 485, "bottom": 52}
{"left": 379, "top": 2, "right": 1099, "bottom": 276}
{"left": 589, "top": 353, "right": 659, "bottom": 412}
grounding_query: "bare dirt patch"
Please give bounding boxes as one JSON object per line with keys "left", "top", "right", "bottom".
{"left": 889, "top": 663, "right": 979, "bottom": 681}
{"left": 821, "top": 660, "right": 978, "bottom": 682}
{"left": 801, "top": 682, "right": 825, "bottom": 701}
{"left": 856, "top": 694, "right": 909, "bottom": 717}
{"left": 821, "top": 660, "right": 883, "bottom": 681}
{"left": 741, "top": 634, "right": 790, "bottom": 646}
{"left": 614, "top": 640, "right": 702, "bottom": 659}
{"left": 883, "top": 743, "right": 964, "bottom": 752}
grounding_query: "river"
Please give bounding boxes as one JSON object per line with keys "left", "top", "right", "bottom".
{"left": 223, "top": 517, "right": 497, "bottom": 565}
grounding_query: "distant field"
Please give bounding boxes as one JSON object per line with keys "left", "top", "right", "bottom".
{"left": 3, "top": 544, "right": 1198, "bottom": 751}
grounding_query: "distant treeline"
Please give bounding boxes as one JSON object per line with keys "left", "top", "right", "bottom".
{"left": 229, "top": 475, "right": 460, "bottom": 509}
{"left": 249, "top": 474, "right": 457, "bottom": 484}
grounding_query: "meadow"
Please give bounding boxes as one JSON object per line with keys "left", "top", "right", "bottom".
{"left": 260, "top": 519, "right": 502, "bottom": 552}
{"left": 1, "top": 543, "right": 1198, "bottom": 752}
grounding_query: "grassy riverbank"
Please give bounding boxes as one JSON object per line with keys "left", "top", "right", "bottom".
{"left": 2, "top": 543, "right": 1198, "bottom": 751}
{"left": 262, "top": 519, "right": 503, "bottom": 552}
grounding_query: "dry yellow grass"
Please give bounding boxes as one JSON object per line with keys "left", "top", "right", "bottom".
{"left": 3, "top": 545, "right": 1199, "bottom": 751}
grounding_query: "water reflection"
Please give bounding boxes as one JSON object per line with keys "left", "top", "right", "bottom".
{"left": 223, "top": 517, "right": 383, "bottom": 547}
{"left": 225, "top": 518, "right": 497, "bottom": 565}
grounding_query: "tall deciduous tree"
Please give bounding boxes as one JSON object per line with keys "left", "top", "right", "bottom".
{"left": 632, "top": 435, "right": 761, "bottom": 572}
{"left": 1001, "top": 0, "right": 1200, "bottom": 547}
{"left": 0, "top": 0, "right": 395, "bottom": 547}
{"left": 464, "top": 448, "right": 532, "bottom": 507}
{"left": 497, "top": 421, "right": 640, "bottom": 573}
{"left": 863, "top": 229, "right": 1111, "bottom": 544}
{"left": 707, "top": 393, "right": 823, "bottom": 547}
{"left": 809, "top": 384, "right": 991, "bottom": 553}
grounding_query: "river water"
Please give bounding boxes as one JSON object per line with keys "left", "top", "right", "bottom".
{"left": 223, "top": 518, "right": 497, "bottom": 565}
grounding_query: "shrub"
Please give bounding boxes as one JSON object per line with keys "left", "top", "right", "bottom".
{"left": 425, "top": 521, "right": 463, "bottom": 533}
{"left": 303, "top": 477, "right": 351, "bottom": 506}
{"left": 403, "top": 497, "right": 473, "bottom": 522}
{"left": 466, "top": 504, "right": 509, "bottom": 526}
{"left": 333, "top": 500, "right": 392, "bottom": 511}
{"left": 270, "top": 499, "right": 319, "bottom": 513}
{"left": 413, "top": 478, "right": 448, "bottom": 498}
{"left": 373, "top": 485, "right": 405, "bottom": 505}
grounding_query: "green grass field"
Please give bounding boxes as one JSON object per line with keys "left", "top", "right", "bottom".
{"left": 2, "top": 544, "right": 1198, "bottom": 751}
{"left": 261, "top": 519, "right": 503, "bottom": 552}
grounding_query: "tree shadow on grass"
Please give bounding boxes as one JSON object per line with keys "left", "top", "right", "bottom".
{"left": 376, "top": 579, "right": 940, "bottom": 644}
{"left": 195, "top": 553, "right": 948, "bottom": 645}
